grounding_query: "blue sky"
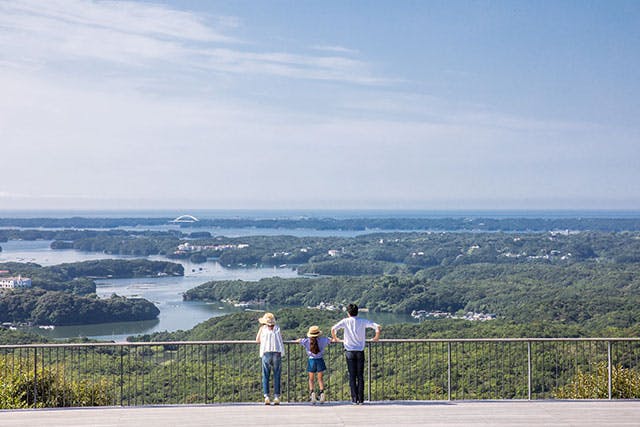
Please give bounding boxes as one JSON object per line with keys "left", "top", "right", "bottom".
{"left": 0, "top": 0, "right": 638, "bottom": 210}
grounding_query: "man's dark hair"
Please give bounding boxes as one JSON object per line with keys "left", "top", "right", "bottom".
{"left": 347, "top": 303, "right": 358, "bottom": 317}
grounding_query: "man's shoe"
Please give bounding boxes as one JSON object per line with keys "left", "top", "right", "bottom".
{"left": 319, "top": 392, "right": 325, "bottom": 403}
{"left": 273, "top": 396, "right": 280, "bottom": 405}
{"left": 310, "top": 392, "right": 317, "bottom": 405}
{"left": 264, "top": 395, "right": 270, "bottom": 405}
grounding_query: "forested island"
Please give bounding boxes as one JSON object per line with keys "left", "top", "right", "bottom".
{"left": 184, "top": 262, "right": 640, "bottom": 332}
{"left": 0, "top": 259, "right": 182, "bottom": 326}
{"left": 45, "top": 230, "right": 640, "bottom": 271}
{"left": 0, "top": 289, "right": 160, "bottom": 326}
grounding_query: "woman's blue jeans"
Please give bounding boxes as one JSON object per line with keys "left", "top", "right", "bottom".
{"left": 261, "top": 352, "right": 282, "bottom": 396}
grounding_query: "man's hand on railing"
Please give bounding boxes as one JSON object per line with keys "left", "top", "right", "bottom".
{"left": 372, "top": 326, "right": 381, "bottom": 342}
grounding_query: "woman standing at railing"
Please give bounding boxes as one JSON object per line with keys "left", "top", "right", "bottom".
{"left": 297, "top": 325, "right": 331, "bottom": 404}
{"left": 256, "top": 312, "right": 284, "bottom": 405}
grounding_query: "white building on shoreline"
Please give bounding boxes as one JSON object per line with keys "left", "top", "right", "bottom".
{"left": 0, "top": 276, "right": 32, "bottom": 289}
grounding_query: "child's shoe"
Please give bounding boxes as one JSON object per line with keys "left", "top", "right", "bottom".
{"left": 273, "top": 396, "right": 280, "bottom": 405}
{"left": 319, "top": 391, "right": 325, "bottom": 403}
{"left": 310, "top": 391, "right": 317, "bottom": 405}
{"left": 264, "top": 395, "right": 270, "bottom": 405}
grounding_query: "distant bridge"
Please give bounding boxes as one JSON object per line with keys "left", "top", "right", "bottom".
{"left": 170, "top": 215, "right": 199, "bottom": 223}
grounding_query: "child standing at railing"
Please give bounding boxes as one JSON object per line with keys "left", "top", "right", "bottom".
{"left": 297, "top": 325, "right": 331, "bottom": 404}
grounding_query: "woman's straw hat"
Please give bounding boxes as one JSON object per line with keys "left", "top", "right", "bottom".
{"left": 258, "top": 312, "right": 276, "bottom": 325}
{"left": 307, "top": 325, "right": 322, "bottom": 337}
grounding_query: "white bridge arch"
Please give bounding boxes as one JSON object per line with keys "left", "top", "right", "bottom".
{"left": 170, "top": 214, "right": 199, "bottom": 223}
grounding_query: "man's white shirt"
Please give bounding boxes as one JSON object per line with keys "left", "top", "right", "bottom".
{"left": 332, "top": 317, "right": 380, "bottom": 351}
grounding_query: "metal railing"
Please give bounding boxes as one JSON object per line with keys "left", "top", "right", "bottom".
{"left": 1, "top": 338, "right": 639, "bottom": 408}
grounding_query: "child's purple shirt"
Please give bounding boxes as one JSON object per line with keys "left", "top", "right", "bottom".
{"left": 299, "top": 336, "right": 331, "bottom": 359}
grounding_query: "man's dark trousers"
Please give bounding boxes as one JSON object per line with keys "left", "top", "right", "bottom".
{"left": 345, "top": 350, "right": 365, "bottom": 403}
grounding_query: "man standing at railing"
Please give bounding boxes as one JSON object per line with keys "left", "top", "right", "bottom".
{"left": 331, "top": 303, "right": 381, "bottom": 405}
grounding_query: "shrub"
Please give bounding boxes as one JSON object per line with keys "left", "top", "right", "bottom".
{"left": 0, "top": 356, "right": 113, "bottom": 408}
{"left": 554, "top": 362, "right": 640, "bottom": 399}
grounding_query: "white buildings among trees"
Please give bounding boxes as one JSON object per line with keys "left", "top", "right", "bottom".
{"left": 0, "top": 276, "right": 32, "bottom": 289}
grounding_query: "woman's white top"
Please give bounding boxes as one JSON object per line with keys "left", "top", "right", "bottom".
{"left": 259, "top": 325, "right": 285, "bottom": 357}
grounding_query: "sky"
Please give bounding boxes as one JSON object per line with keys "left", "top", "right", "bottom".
{"left": 0, "top": 0, "right": 639, "bottom": 211}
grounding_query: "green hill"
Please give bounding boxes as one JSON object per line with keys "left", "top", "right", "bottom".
{"left": 128, "top": 307, "right": 639, "bottom": 342}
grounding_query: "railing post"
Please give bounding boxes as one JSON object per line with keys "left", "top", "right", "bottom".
{"left": 204, "top": 344, "right": 208, "bottom": 403}
{"left": 527, "top": 341, "right": 532, "bottom": 400}
{"left": 120, "top": 345, "right": 124, "bottom": 406}
{"left": 286, "top": 344, "right": 290, "bottom": 402}
{"left": 367, "top": 341, "right": 372, "bottom": 402}
{"left": 33, "top": 347, "right": 38, "bottom": 407}
{"left": 607, "top": 341, "right": 612, "bottom": 400}
{"left": 447, "top": 342, "right": 451, "bottom": 401}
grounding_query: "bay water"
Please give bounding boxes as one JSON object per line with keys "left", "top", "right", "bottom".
{"left": 0, "top": 237, "right": 415, "bottom": 342}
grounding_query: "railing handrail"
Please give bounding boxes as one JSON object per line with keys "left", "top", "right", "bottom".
{"left": 2, "top": 336, "right": 640, "bottom": 349}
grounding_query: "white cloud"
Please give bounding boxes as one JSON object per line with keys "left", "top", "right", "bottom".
{"left": 0, "top": 0, "right": 382, "bottom": 85}
{"left": 0, "top": 0, "right": 231, "bottom": 42}
{"left": 197, "top": 48, "right": 383, "bottom": 85}
{"left": 311, "top": 45, "right": 359, "bottom": 55}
